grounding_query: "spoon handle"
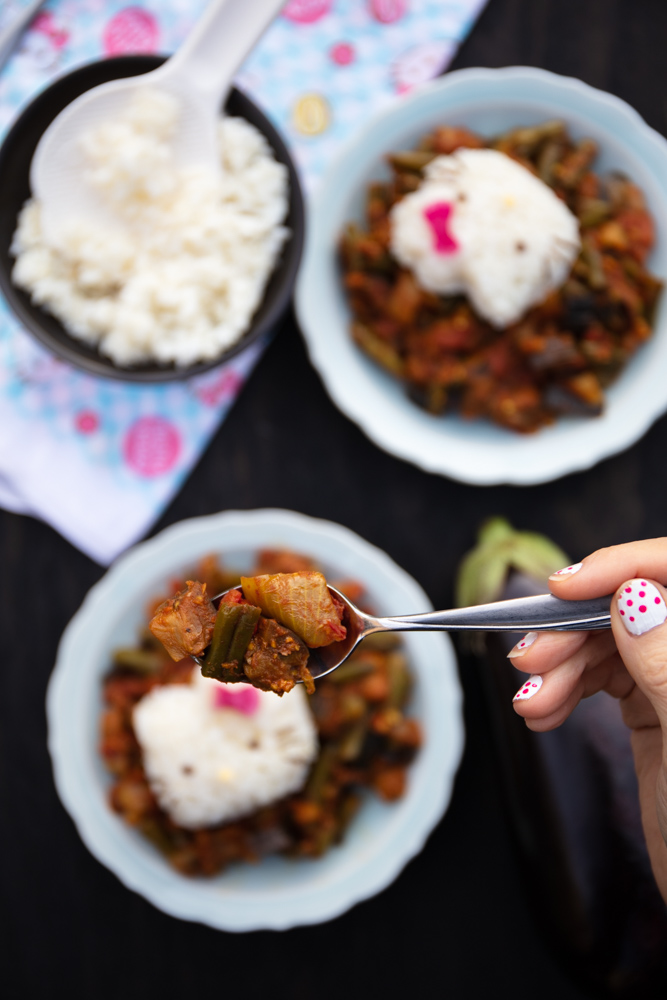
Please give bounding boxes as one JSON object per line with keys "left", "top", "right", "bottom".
{"left": 0, "top": 0, "right": 44, "bottom": 74}
{"left": 378, "top": 592, "right": 613, "bottom": 633}
{"left": 165, "top": 0, "right": 285, "bottom": 104}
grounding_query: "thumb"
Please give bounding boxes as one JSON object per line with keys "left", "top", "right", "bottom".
{"left": 612, "top": 578, "right": 667, "bottom": 739}
{"left": 612, "top": 578, "right": 667, "bottom": 892}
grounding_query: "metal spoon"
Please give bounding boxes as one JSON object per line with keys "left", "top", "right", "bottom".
{"left": 198, "top": 587, "right": 613, "bottom": 681}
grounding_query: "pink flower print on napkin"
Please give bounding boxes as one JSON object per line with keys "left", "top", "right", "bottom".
{"left": 18, "top": 12, "right": 69, "bottom": 72}
{"left": 32, "top": 12, "right": 69, "bottom": 51}
{"left": 123, "top": 416, "right": 180, "bottom": 477}
{"left": 75, "top": 410, "right": 100, "bottom": 434}
{"left": 370, "top": 0, "right": 407, "bottom": 24}
{"left": 282, "top": 0, "right": 332, "bottom": 24}
{"left": 193, "top": 369, "right": 244, "bottom": 408}
{"left": 392, "top": 40, "right": 455, "bottom": 93}
{"left": 330, "top": 42, "right": 355, "bottom": 66}
{"left": 103, "top": 7, "right": 159, "bottom": 56}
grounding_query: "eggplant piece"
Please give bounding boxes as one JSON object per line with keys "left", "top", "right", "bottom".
{"left": 561, "top": 284, "right": 599, "bottom": 335}
{"left": 543, "top": 383, "right": 603, "bottom": 417}
{"left": 525, "top": 333, "right": 585, "bottom": 373}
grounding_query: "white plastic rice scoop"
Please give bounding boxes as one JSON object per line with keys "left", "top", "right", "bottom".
{"left": 30, "top": 0, "right": 285, "bottom": 245}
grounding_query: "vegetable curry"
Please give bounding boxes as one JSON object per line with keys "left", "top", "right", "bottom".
{"left": 340, "top": 120, "right": 662, "bottom": 432}
{"left": 149, "top": 567, "right": 348, "bottom": 695}
{"left": 101, "top": 550, "right": 422, "bottom": 876}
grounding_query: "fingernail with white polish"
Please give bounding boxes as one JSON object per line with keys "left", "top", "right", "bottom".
{"left": 549, "top": 562, "right": 583, "bottom": 579}
{"left": 617, "top": 579, "right": 667, "bottom": 636}
{"left": 508, "top": 631, "right": 538, "bottom": 657}
{"left": 513, "top": 675, "right": 543, "bottom": 701}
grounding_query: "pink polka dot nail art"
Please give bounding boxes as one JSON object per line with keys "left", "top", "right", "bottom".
{"left": 549, "top": 562, "right": 583, "bottom": 579}
{"left": 508, "top": 631, "right": 537, "bottom": 658}
{"left": 617, "top": 579, "right": 666, "bottom": 636}
{"left": 513, "top": 675, "right": 543, "bottom": 702}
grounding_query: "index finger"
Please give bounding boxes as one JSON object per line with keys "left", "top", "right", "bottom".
{"left": 548, "top": 539, "right": 667, "bottom": 601}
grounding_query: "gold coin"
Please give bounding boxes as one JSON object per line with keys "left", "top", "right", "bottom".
{"left": 293, "top": 93, "right": 331, "bottom": 135}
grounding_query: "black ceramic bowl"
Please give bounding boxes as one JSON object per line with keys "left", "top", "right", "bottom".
{"left": 0, "top": 56, "right": 304, "bottom": 382}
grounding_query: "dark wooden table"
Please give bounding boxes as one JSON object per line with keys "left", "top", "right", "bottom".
{"left": 3, "top": 1, "right": 667, "bottom": 997}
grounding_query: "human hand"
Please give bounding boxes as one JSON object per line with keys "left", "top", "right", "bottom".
{"left": 508, "top": 539, "right": 667, "bottom": 903}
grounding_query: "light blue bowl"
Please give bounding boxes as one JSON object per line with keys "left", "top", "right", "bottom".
{"left": 296, "top": 67, "right": 667, "bottom": 484}
{"left": 47, "top": 509, "right": 464, "bottom": 931}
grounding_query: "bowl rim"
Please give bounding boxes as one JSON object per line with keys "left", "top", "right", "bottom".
{"left": 295, "top": 65, "right": 667, "bottom": 485}
{"left": 46, "top": 507, "right": 464, "bottom": 931}
{"left": 0, "top": 55, "right": 304, "bottom": 382}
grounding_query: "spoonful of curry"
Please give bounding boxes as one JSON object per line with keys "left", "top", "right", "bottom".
{"left": 149, "top": 570, "right": 613, "bottom": 697}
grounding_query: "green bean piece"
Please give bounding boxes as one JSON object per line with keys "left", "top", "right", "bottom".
{"left": 328, "top": 658, "right": 376, "bottom": 684}
{"left": 578, "top": 198, "right": 612, "bottom": 229}
{"left": 359, "top": 631, "right": 402, "bottom": 651}
{"left": 112, "top": 647, "right": 163, "bottom": 674}
{"left": 312, "top": 824, "right": 337, "bottom": 856}
{"left": 201, "top": 603, "right": 259, "bottom": 681}
{"left": 139, "top": 818, "right": 175, "bottom": 855}
{"left": 554, "top": 138, "right": 598, "bottom": 189}
{"left": 228, "top": 605, "right": 261, "bottom": 663}
{"left": 202, "top": 604, "right": 240, "bottom": 675}
{"left": 338, "top": 719, "right": 369, "bottom": 762}
{"left": 368, "top": 181, "right": 391, "bottom": 205}
{"left": 351, "top": 322, "right": 404, "bottom": 376}
{"left": 336, "top": 794, "right": 361, "bottom": 843}
{"left": 644, "top": 280, "right": 664, "bottom": 325}
{"left": 537, "top": 138, "right": 564, "bottom": 185}
{"left": 603, "top": 172, "right": 632, "bottom": 211}
{"left": 395, "top": 171, "right": 422, "bottom": 194}
{"left": 219, "top": 663, "right": 248, "bottom": 683}
{"left": 305, "top": 744, "right": 338, "bottom": 803}
{"left": 340, "top": 224, "right": 372, "bottom": 272}
{"left": 387, "top": 652, "right": 412, "bottom": 708}
{"left": 581, "top": 240, "right": 607, "bottom": 290}
{"left": 340, "top": 692, "right": 367, "bottom": 723}
{"left": 422, "top": 384, "right": 448, "bottom": 415}
{"left": 493, "top": 119, "right": 565, "bottom": 155}
{"left": 387, "top": 150, "right": 436, "bottom": 172}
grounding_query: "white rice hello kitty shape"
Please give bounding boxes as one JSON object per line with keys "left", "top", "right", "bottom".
{"left": 389, "top": 147, "right": 581, "bottom": 328}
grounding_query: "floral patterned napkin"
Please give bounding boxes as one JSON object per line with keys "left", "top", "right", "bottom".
{"left": 0, "top": 0, "right": 487, "bottom": 564}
